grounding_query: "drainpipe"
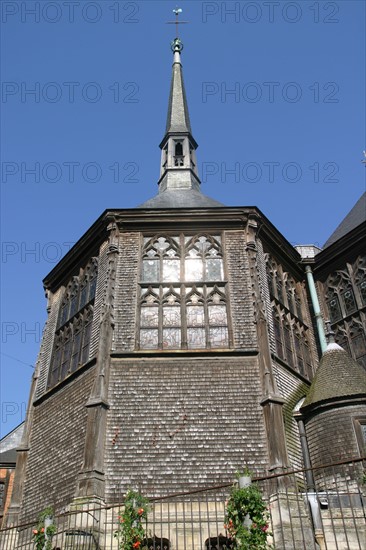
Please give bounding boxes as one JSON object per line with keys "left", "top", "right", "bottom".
{"left": 304, "top": 265, "right": 327, "bottom": 355}
{"left": 294, "top": 412, "right": 325, "bottom": 549}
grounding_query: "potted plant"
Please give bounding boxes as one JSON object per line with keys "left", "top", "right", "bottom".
{"left": 236, "top": 467, "right": 252, "bottom": 489}
{"left": 224, "top": 471, "right": 272, "bottom": 549}
{"left": 114, "top": 490, "right": 150, "bottom": 550}
{"left": 32, "top": 506, "right": 56, "bottom": 550}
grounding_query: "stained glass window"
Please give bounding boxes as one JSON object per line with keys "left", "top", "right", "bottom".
{"left": 140, "top": 329, "right": 159, "bottom": 349}
{"left": 328, "top": 296, "right": 341, "bottom": 322}
{"left": 187, "top": 306, "right": 204, "bottom": 326}
{"left": 360, "top": 281, "right": 366, "bottom": 305}
{"left": 342, "top": 289, "right": 356, "bottom": 315}
{"left": 49, "top": 258, "right": 98, "bottom": 389}
{"left": 187, "top": 328, "right": 206, "bottom": 349}
{"left": 283, "top": 323, "right": 294, "bottom": 367}
{"left": 294, "top": 333, "right": 304, "bottom": 375}
{"left": 273, "top": 315, "right": 284, "bottom": 360}
{"left": 139, "top": 234, "right": 229, "bottom": 350}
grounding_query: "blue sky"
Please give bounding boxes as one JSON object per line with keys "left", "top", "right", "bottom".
{"left": 1, "top": 0, "right": 365, "bottom": 436}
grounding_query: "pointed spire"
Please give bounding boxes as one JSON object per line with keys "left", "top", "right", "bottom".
{"left": 157, "top": 28, "right": 201, "bottom": 195}
{"left": 138, "top": 10, "right": 224, "bottom": 209}
{"left": 165, "top": 38, "right": 192, "bottom": 135}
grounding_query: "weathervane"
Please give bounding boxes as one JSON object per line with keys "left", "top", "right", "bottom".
{"left": 166, "top": 7, "right": 189, "bottom": 38}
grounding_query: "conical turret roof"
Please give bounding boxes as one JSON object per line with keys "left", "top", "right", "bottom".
{"left": 302, "top": 343, "right": 366, "bottom": 410}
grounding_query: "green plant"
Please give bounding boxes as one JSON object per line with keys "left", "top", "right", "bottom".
{"left": 235, "top": 467, "right": 252, "bottom": 479}
{"left": 32, "top": 506, "right": 56, "bottom": 550}
{"left": 224, "top": 480, "right": 272, "bottom": 550}
{"left": 114, "top": 490, "right": 150, "bottom": 550}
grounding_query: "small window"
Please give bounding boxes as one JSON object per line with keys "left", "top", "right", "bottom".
{"left": 353, "top": 417, "right": 366, "bottom": 456}
{"left": 342, "top": 289, "right": 357, "bottom": 315}
{"left": 359, "top": 281, "right": 366, "bottom": 305}
{"left": 328, "top": 296, "right": 342, "bottom": 322}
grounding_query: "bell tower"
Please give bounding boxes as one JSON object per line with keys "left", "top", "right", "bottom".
{"left": 158, "top": 37, "right": 200, "bottom": 193}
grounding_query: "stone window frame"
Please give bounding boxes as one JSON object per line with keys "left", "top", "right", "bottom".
{"left": 137, "top": 233, "right": 232, "bottom": 350}
{"left": 48, "top": 258, "right": 98, "bottom": 389}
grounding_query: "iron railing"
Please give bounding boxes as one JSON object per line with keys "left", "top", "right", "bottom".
{"left": 1, "top": 458, "right": 365, "bottom": 549}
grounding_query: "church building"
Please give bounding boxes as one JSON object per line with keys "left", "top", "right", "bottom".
{"left": 3, "top": 26, "right": 366, "bottom": 550}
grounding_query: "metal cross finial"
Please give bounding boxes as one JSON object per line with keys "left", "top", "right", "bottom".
{"left": 166, "top": 7, "right": 189, "bottom": 37}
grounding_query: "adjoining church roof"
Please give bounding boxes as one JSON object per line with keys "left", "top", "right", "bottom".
{"left": 138, "top": 188, "right": 224, "bottom": 209}
{"left": 0, "top": 421, "right": 24, "bottom": 466}
{"left": 301, "top": 343, "right": 366, "bottom": 410}
{"left": 323, "top": 192, "right": 366, "bottom": 248}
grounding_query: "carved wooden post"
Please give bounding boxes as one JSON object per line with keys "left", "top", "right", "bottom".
{"left": 245, "top": 216, "right": 290, "bottom": 482}
{"left": 75, "top": 219, "right": 119, "bottom": 500}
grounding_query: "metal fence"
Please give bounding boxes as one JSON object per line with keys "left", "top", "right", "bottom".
{"left": 1, "top": 458, "right": 365, "bottom": 549}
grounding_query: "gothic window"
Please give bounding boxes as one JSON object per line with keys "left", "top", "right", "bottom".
{"left": 342, "top": 289, "right": 357, "bottom": 315}
{"left": 276, "top": 275, "right": 285, "bottom": 304}
{"left": 294, "top": 331, "right": 304, "bottom": 376}
{"left": 360, "top": 281, "right": 366, "bottom": 305}
{"left": 325, "top": 257, "right": 366, "bottom": 368}
{"left": 266, "top": 255, "right": 312, "bottom": 378}
{"left": 295, "top": 294, "right": 303, "bottom": 322}
{"left": 328, "top": 296, "right": 342, "bottom": 323}
{"left": 350, "top": 322, "right": 366, "bottom": 369}
{"left": 353, "top": 417, "right": 366, "bottom": 456}
{"left": 354, "top": 256, "right": 366, "bottom": 306}
{"left": 48, "top": 258, "right": 98, "bottom": 389}
{"left": 139, "top": 234, "right": 229, "bottom": 350}
{"left": 283, "top": 320, "right": 294, "bottom": 367}
{"left": 273, "top": 312, "right": 284, "bottom": 361}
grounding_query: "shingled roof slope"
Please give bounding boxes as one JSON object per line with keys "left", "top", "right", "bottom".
{"left": 302, "top": 343, "right": 366, "bottom": 409}
{"left": 323, "top": 192, "right": 366, "bottom": 248}
{"left": 138, "top": 188, "right": 224, "bottom": 208}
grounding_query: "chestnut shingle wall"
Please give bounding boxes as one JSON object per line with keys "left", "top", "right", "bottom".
{"left": 273, "top": 363, "right": 310, "bottom": 471}
{"left": 305, "top": 404, "right": 365, "bottom": 468}
{"left": 20, "top": 367, "right": 95, "bottom": 522}
{"left": 105, "top": 356, "right": 268, "bottom": 500}
{"left": 113, "top": 232, "right": 140, "bottom": 352}
{"left": 34, "top": 288, "right": 62, "bottom": 399}
{"left": 225, "top": 231, "right": 257, "bottom": 349}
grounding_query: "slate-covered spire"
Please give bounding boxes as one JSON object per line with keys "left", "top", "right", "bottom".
{"left": 157, "top": 37, "right": 200, "bottom": 193}
{"left": 165, "top": 38, "right": 192, "bottom": 135}
{"left": 138, "top": 25, "right": 223, "bottom": 209}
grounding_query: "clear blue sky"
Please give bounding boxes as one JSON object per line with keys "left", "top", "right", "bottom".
{"left": 1, "top": 0, "right": 365, "bottom": 436}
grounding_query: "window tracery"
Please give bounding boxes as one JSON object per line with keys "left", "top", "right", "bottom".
{"left": 139, "top": 234, "right": 229, "bottom": 350}
{"left": 266, "top": 255, "right": 312, "bottom": 378}
{"left": 324, "top": 256, "right": 366, "bottom": 369}
{"left": 48, "top": 258, "right": 98, "bottom": 389}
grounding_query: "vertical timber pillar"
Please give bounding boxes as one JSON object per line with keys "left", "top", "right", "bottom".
{"left": 73, "top": 219, "right": 119, "bottom": 538}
